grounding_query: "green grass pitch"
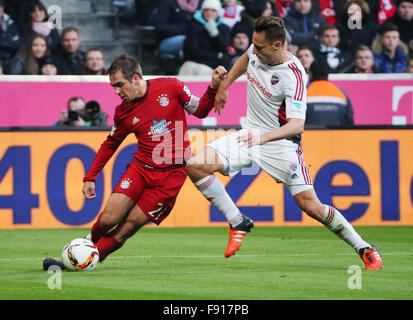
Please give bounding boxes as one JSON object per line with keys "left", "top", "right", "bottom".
{"left": 0, "top": 226, "right": 412, "bottom": 300}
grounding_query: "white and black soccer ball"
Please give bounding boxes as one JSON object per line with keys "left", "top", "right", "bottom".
{"left": 61, "top": 238, "right": 99, "bottom": 271}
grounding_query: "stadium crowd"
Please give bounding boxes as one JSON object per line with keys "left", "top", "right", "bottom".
{"left": 0, "top": 0, "right": 412, "bottom": 76}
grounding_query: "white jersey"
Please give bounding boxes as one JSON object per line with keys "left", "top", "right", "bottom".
{"left": 243, "top": 44, "right": 308, "bottom": 147}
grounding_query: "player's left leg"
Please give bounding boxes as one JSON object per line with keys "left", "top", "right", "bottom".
{"left": 292, "top": 188, "right": 382, "bottom": 270}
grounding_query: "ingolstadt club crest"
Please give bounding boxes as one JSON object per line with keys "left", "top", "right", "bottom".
{"left": 271, "top": 73, "right": 280, "bottom": 86}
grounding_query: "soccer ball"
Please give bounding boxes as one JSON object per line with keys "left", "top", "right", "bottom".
{"left": 61, "top": 238, "right": 99, "bottom": 271}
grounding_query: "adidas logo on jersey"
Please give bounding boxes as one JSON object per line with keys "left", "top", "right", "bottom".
{"left": 133, "top": 117, "right": 140, "bottom": 125}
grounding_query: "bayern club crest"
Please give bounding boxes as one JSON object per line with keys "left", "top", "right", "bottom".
{"left": 157, "top": 94, "right": 169, "bottom": 107}
{"left": 271, "top": 73, "right": 280, "bottom": 86}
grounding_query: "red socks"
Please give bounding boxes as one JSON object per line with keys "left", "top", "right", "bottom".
{"left": 91, "top": 214, "right": 109, "bottom": 243}
{"left": 96, "top": 236, "right": 123, "bottom": 261}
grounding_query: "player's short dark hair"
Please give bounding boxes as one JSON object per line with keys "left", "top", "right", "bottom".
{"left": 108, "top": 54, "right": 142, "bottom": 81}
{"left": 254, "top": 16, "right": 287, "bottom": 44}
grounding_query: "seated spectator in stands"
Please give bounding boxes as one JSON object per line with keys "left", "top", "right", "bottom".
{"left": 314, "top": 25, "right": 352, "bottom": 73}
{"left": 342, "top": 45, "right": 380, "bottom": 73}
{"left": 180, "top": 0, "right": 230, "bottom": 75}
{"left": 337, "top": 0, "right": 379, "bottom": 56}
{"left": 296, "top": 46, "right": 314, "bottom": 74}
{"left": 40, "top": 56, "right": 57, "bottom": 75}
{"left": 0, "top": 0, "right": 23, "bottom": 70}
{"left": 221, "top": 0, "right": 244, "bottom": 30}
{"left": 232, "top": 0, "right": 277, "bottom": 43}
{"left": 306, "top": 59, "right": 354, "bottom": 127}
{"left": 6, "top": 35, "right": 50, "bottom": 74}
{"left": 222, "top": 30, "right": 250, "bottom": 68}
{"left": 384, "top": 0, "right": 413, "bottom": 48}
{"left": 54, "top": 96, "right": 89, "bottom": 127}
{"left": 83, "top": 48, "right": 107, "bottom": 75}
{"left": 53, "top": 27, "right": 85, "bottom": 75}
{"left": 82, "top": 100, "right": 107, "bottom": 126}
{"left": 373, "top": 23, "right": 407, "bottom": 73}
{"left": 155, "top": 0, "right": 199, "bottom": 74}
{"left": 284, "top": 0, "right": 327, "bottom": 49}
{"left": 405, "top": 54, "right": 413, "bottom": 72}
{"left": 21, "top": 1, "right": 60, "bottom": 53}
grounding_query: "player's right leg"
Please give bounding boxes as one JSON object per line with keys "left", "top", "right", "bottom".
{"left": 95, "top": 202, "right": 150, "bottom": 261}
{"left": 186, "top": 145, "right": 253, "bottom": 258}
{"left": 91, "top": 192, "right": 136, "bottom": 243}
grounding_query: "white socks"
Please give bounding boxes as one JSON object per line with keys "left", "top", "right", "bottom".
{"left": 195, "top": 175, "right": 243, "bottom": 227}
{"left": 321, "top": 205, "right": 370, "bottom": 252}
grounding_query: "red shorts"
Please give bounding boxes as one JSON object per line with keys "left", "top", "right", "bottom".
{"left": 112, "top": 162, "right": 187, "bottom": 225}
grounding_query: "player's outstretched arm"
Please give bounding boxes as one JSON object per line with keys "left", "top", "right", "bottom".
{"left": 82, "top": 181, "right": 96, "bottom": 200}
{"left": 214, "top": 52, "right": 249, "bottom": 114}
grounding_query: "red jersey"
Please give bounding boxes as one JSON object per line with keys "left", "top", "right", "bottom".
{"left": 84, "top": 78, "right": 217, "bottom": 182}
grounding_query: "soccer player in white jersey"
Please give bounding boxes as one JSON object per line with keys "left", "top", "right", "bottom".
{"left": 186, "top": 16, "right": 382, "bottom": 270}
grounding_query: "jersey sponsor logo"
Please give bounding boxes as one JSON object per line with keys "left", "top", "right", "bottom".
{"left": 271, "top": 73, "right": 280, "bottom": 86}
{"left": 132, "top": 117, "right": 140, "bottom": 125}
{"left": 120, "top": 178, "right": 132, "bottom": 189}
{"left": 246, "top": 72, "right": 272, "bottom": 98}
{"left": 157, "top": 94, "right": 170, "bottom": 107}
{"left": 250, "top": 60, "right": 256, "bottom": 67}
{"left": 148, "top": 119, "right": 172, "bottom": 136}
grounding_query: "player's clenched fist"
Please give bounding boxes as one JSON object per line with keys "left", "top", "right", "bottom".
{"left": 82, "top": 181, "right": 96, "bottom": 199}
{"left": 210, "top": 66, "right": 227, "bottom": 90}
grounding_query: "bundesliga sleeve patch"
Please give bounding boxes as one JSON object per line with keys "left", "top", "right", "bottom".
{"left": 183, "top": 95, "right": 200, "bottom": 114}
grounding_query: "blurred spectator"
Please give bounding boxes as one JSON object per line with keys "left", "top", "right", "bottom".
{"left": 319, "top": 0, "right": 337, "bottom": 25}
{"left": 336, "top": 0, "right": 379, "bottom": 56}
{"left": 296, "top": 46, "right": 315, "bottom": 74}
{"left": 40, "top": 56, "right": 57, "bottom": 75}
{"left": 53, "top": 27, "right": 85, "bottom": 75}
{"left": 306, "top": 59, "right": 354, "bottom": 126}
{"left": 155, "top": 0, "right": 198, "bottom": 74}
{"left": 54, "top": 96, "right": 89, "bottom": 127}
{"left": 21, "top": 1, "right": 60, "bottom": 53}
{"left": 222, "top": 30, "right": 250, "bottom": 68}
{"left": 0, "top": 0, "right": 23, "bottom": 70}
{"left": 6, "top": 34, "right": 50, "bottom": 74}
{"left": 83, "top": 48, "right": 107, "bottom": 75}
{"left": 314, "top": 25, "right": 352, "bottom": 73}
{"left": 342, "top": 45, "right": 379, "bottom": 73}
{"left": 275, "top": 0, "right": 292, "bottom": 18}
{"left": 134, "top": 0, "right": 161, "bottom": 25}
{"left": 284, "top": 0, "right": 327, "bottom": 49}
{"left": 82, "top": 100, "right": 107, "bottom": 126}
{"left": 232, "top": 0, "right": 277, "bottom": 42}
{"left": 384, "top": 0, "right": 413, "bottom": 48}
{"left": 221, "top": 0, "right": 244, "bottom": 30}
{"left": 373, "top": 23, "right": 407, "bottom": 73}
{"left": 180, "top": 0, "right": 230, "bottom": 75}
{"left": 405, "top": 54, "right": 413, "bottom": 72}
{"left": 3, "top": 0, "right": 37, "bottom": 35}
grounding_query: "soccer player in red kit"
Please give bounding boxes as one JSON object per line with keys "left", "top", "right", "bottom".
{"left": 43, "top": 55, "right": 227, "bottom": 270}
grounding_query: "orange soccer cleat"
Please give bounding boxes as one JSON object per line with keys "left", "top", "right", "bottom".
{"left": 359, "top": 245, "right": 382, "bottom": 270}
{"left": 224, "top": 215, "right": 254, "bottom": 258}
